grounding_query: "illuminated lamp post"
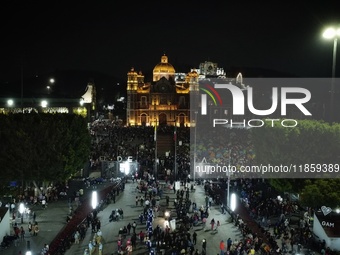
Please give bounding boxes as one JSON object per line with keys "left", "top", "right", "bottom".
{"left": 154, "top": 119, "right": 158, "bottom": 178}
{"left": 227, "top": 149, "right": 232, "bottom": 208}
{"left": 322, "top": 27, "right": 340, "bottom": 122}
{"left": 194, "top": 111, "right": 198, "bottom": 183}
{"left": 19, "top": 202, "right": 25, "bottom": 224}
{"left": 230, "top": 193, "right": 237, "bottom": 212}
{"left": 7, "top": 99, "right": 14, "bottom": 107}
{"left": 91, "top": 191, "right": 98, "bottom": 210}
{"left": 25, "top": 240, "right": 31, "bottom": 255}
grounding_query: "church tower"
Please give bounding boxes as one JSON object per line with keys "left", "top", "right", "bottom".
{"left": 126, "top": 67, "right": 144, "bottom": 126}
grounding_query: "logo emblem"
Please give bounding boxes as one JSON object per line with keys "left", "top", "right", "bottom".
{"left": 321, "top": 206, "right": 332, "bottom": 216}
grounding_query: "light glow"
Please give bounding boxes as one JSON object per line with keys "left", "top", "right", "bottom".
{"left": 323, "top": 27, "right": 340, "bottom": 39}
{"left": 163, "top": 220, "right": 169, "bottom": 229}
{"left": 7, "top": 99, "right": 14, "bottom": 106}
{"left": 91, "top": 191, "right": 98, "bottom": 209}
{"left": 120, "top": 161, "right": 130, "bottom": 175}
{"left": 230, "top": 193, "right": 237, "bottom": 212}
{"left": 41, "top": 100, "right": 48, "bottom": 108}
{"left": 19, "top": 203, "right": 25, "bottom": 214}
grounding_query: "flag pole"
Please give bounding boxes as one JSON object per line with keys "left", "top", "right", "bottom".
{"left": 154, "top": 119, "right": 157, "bottom": 179}
{"left": 174, "top": 124, "right": 177, "bottom": 181}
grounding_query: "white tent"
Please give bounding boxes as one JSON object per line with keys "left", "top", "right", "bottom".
{"left": 313, "top": 208, "right": 340, "bottom": 251}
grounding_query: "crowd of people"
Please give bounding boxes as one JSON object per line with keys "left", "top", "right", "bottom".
{"left": 87, "top": 122, "right": 331, "bottom": 255}
{"left": 89, "top": 122, "right": 257, "bottom": 182}
{"left": 1, "top": 120, "right": 332, "bottom": 255}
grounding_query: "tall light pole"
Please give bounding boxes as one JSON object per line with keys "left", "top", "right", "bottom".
{"left": 19, "top": 203, "right": 25, "bottom": 224}
{"left": 227, "top": 149, "right": 231, "bottom": 208}
{"left": 322, "top": 27, "right": 340, "bottom": 122}
{"left": 154, "top": 119, "right": 158, "bottom": 179}
{"left": 174, "top": 124, "right": 177, "bottom": 180}
{"left": 194, "top": 111, "right": 198, "bottom": 183}
{"left": 21, "top": 57, "right": 24, "bottom": 112}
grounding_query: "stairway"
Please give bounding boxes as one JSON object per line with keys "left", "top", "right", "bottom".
{"left": 156, "top": 134, "right": 174, "bottom": 158}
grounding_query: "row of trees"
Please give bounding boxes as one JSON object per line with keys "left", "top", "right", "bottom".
{"left": 251, "top": 119, "right": 340, "bottom": 208}
{"left": 0, "top": 113, "right": 91, "bottom": 190}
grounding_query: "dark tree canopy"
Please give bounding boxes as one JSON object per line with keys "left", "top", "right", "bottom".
{"left": 251, "top": 119, "right": 340, "bottom": 208}
{"left": 0, "top": 113, "right": 91, "bottom": 185}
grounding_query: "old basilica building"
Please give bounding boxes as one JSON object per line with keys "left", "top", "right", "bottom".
{"left": 126, "top": 54, "right": 241, "bottom": 127}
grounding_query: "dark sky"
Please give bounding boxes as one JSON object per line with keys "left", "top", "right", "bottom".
{"left": 1, "top": 1, "right": 339, "bottom": 83}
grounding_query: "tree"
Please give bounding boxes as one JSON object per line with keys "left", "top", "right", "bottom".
{"left": 251, "top": 120, "right": 340, "bottom": 207}
{"left": 299, "top": 179, "right": 340, "bottom": 209}
{"left": 0, "top": 113, "right": 91, "bottom": 189}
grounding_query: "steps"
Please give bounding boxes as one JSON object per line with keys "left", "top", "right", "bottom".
{"left": 156, "top": 134, "right": 174, "bottom": 157}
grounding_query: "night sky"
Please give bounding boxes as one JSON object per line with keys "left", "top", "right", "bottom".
{"left": 1, "top": 1, "right": 339, "bottom": 85}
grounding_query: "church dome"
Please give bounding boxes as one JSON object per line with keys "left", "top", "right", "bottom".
{"left": 153, "top": 55, "right": 175, "bottom": 80}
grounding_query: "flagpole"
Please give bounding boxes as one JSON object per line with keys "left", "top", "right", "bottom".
{"left": 154, "top": 119, "right": 157, "bottom": 179}
{"left": 194, "top": 111, "right": 198, "bottom": 183}
{"left": 174, "top": 124, "right": 177, "bottom": 181}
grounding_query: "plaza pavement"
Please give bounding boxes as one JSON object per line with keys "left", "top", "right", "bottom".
{"left": 3, "top": 180, "right": 243, "bottom": 255}
{"left": 2, "top": 179, "right": 114, "bottom": 255}
{"left": 62, "top": 181, "right": 242, "bottom": 255}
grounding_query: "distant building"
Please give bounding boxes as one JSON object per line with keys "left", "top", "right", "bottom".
{"left": 0, "top": 80, "right": 96, "bottom": 121}
{"left": 126, "top": 54, "right": 241, "bottom": 127}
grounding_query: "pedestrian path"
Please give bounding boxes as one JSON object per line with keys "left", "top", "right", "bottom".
{"left": 64, "top": 181, "right": 243, "bottom": 255}
{"left": 1, "top": 180, "right": 114, "bottom": 255}
{"left": 1, "top": 180, "right": 243, "bottom": 255}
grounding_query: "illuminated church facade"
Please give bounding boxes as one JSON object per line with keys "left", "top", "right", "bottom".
{"left": 126, "top": 54, "right": 240, "bottom": 127}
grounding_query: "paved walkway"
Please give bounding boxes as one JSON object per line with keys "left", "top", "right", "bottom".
{"left": 2, "top": 180, "right": 115, "bottom": 255}
{"left": 3, "top": 181, "right": 243, "bottom": 255}
{"left": 62, "top": 181, "right": 243, "bottom": 255}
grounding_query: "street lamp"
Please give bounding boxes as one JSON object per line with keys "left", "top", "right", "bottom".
{"left": 230, "top": 193, "right": 237, "bottom": 212}
{"left": 7, "top": 99, "right": 14, "bottom": 107}
{"left": 91, "top": 191, "right": 98, "bottom": 210}
{"left": 25, "top": 240, "right": 31, "bottom": 255}
{"left": 19, "top": 202, "right": 25, "bottom": 224}
{"left": 322, "top": 27, "right": 340, "bottom": 122}
{"left": 154, "top": 119, "right": 158, "bottom": 179}
{"left": 227, "top": 149, "right": 231, "bottom": 208}
{"left": 41, "top": 100, "right": 48, "bottom": 108}
{"left": 174, "top": 124, "right": 177, "bottom": 181}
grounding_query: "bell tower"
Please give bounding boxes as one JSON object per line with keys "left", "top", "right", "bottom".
{"left": 126, "top": 68, "right": 144, "bottom": 125}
